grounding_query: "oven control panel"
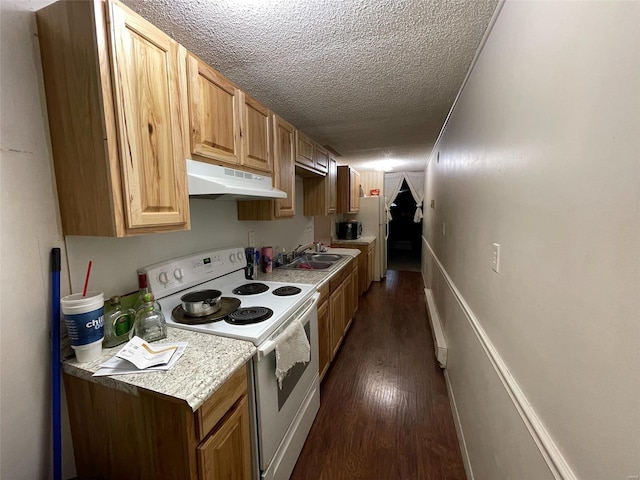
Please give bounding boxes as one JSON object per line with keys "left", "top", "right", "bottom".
{"left": 138, "top": 247, "right": 246, "bottom": 298}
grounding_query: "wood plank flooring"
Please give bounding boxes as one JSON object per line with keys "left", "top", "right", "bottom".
{"left": 291, "top": 270, "right": 466, "bottom": 480}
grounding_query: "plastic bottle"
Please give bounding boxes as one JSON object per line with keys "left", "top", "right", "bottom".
{"left": 133, "top": 293, "right": 167, "bottom": 343}
{"left": 103, "top": 295, "right": 136, "bottom": 348}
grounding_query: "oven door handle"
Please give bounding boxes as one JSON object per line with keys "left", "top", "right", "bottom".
{"left": 257, "top": 292, "right": 321, "bottom": 360}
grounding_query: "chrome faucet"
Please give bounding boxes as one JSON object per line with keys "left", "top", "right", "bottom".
{"left": 293, "top": 243, "right": 316, "bottom": 257}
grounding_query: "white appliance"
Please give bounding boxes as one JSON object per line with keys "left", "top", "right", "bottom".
{"left": 187, "top": 159, "right": 287, "bottom": 199}
{"left": 356, "top": 196, "right": 389, "bottom": 280}
{"left": 138, "top": 247, "right": 320, "bottom": 480}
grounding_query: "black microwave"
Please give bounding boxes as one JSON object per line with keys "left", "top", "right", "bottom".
{"left": 336, "top": 221, "right": 362, "bottom": 240}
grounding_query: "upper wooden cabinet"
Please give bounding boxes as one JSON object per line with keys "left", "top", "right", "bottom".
{"left": 337, "top": 165, "right": 361, "bottom": 213}
{"left": 187, "top": 55, "right": 271, "bottom": 175}
{"left": 302, "top": 156, "right": 337, "bottom": 216}
{"left": 295, "top": 130, "right": 315, "bottom": 170}
{"left": 241, "top": 93, "right": 272, "bottom": 173}
{"left": 272, "top": 115, "right": 296, "bottom": 217}
{"left": 314, "top": 144, "right": 329, "bottom": 175}
{"left": 237, "top": 114, "right": 295, "bottom": 220}
{"left": 328, "top": 157, "right": 338, "bottom": 214}
{"left": 187, "top": 54, "right": 242, "bottom": 167}
{"left": 36, "top": 0, "right": 190, "bottom": 236}
{"left": 295, "top": 130, "right": 328, "bottom": 176}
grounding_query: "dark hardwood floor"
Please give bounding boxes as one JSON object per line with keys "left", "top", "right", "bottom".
{"left": 291, "top": 270, "right": 466, "bottom": 480}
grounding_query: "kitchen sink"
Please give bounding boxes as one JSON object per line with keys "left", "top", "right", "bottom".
{"left": 279, "top": 253, "right": 345, "bottom": 270}
{"left": 310, "top": 254, "right": 342, "bottom": 262}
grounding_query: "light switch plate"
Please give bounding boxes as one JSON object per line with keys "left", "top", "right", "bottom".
{"left": 248, "top": 230, "right": 255, "bottom": 248}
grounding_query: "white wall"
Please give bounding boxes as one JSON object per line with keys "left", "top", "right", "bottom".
{"left": 0, "top": 1, "right": 75, "bottom": 478}
{"left": 359, "top": 171, "right": 384, "bottom": 196}
{"left": 65, "top": 183, "right": 314, "bottom": 297}
{"left": 423, "top": 1, "right": 640, "bottom": 479}
{"left": 0, "top": 2, "right": 314, "bottom": 477}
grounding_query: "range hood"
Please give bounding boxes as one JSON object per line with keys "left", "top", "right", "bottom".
{"left": 186, "top": 160, "right": 287, "bottom": 200}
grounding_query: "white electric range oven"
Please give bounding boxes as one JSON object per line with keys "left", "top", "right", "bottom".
{"left": 138, "top": 246, "right": 320, "bottom": 480}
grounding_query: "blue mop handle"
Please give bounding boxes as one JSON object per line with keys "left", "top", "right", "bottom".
{"left": 51, "top": 248, "right": 61, "bottom": 480}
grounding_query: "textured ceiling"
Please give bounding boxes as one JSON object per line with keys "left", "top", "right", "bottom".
{"left": 123, "top": 0, "right": 498, "bottom": 171}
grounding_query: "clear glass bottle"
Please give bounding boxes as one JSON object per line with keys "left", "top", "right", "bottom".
{"left": 103, "top": 295, "right": 136, "bottom": 348}
{"left": 133, "top": 293, "right": 167, "bottom": 343}
{"left": 133, "top": 287, "right": 162, "bottom": 316}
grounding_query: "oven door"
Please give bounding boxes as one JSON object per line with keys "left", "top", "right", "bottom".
{"left": 253, "top": 292, "right": 320, "bottom": 472}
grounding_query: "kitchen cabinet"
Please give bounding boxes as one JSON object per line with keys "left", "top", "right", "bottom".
{"left": 314, "top": 144, "right": 329, "bottom": 174}
{"left": 317, "top": 291, "right": 331, "bottom": 382}
{"left": 295, "top": 130, "right": 315, "bottom": 170}
{"left": 187, "top": 53, "right": 242, "bottom": 167}
{"left": 63, "top": 365, "right": 251, "bottom": 480}
{"left": 241, "top": 92, "right": 272, "bottom": 173}
{"left": 330, "top": 240, "right": 376, "bottom": 295}
{"left": 318, "top": 257, "right": 359, "bottom": 383}
{"left": 237, "top": 114, "right": 295, "bottom": 220}
{"left": 351, "top": 261, "right": 359, "bottom": 318}
{"left": 343, "top": 272, "right": 354, "bottom": 333}
{"left": 329, "top": 280, "right": 345, "bottom": 359}
{"left": 36, "top": 0, "right": 190, "bottom": 237}
{"left": 337, "top": 166, "right": 361, "bottom": 213}
{"left": 187, "top": 53, "right": 271, "bottom": 175}
{"left": 302, "top": 156, "right": 337, "bottom": 216}
{"left": 197, "top": 396, "right": 252, "bottom": 480}
{"left": 295, "top": 130, "right": 327, "bottom": 176}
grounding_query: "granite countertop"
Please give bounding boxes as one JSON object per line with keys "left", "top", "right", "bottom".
{"left": 330, "top": 235, "right": 376, "bottom": 246}
{"left": 63, "top": 247, "right": 357, "bottom": 411}
{"left": 256, "top": 247, "right": 360, "bottom": 285}
{"left": 62, "top": 328, "right": 256, "bottom": 411}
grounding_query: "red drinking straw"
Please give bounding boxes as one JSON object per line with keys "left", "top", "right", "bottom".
{"left": 82, "top": 260, "right": 92, "bottom": 297}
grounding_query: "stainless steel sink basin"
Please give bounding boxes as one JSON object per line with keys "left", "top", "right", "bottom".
{"left": 281, "top": 258, "right": 332, "bottom": 270}
{"left": 279, "top": 253, "right": 345, "bottom": 270}
{"left": 310, "top": 254, "right": 342, "bottom": 262}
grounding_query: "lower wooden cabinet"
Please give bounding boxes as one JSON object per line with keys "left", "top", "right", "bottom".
{"left": 319, "top": 257, "right": 359, "bottom": 383}
{"left": 351, "top": 262, "right": 359, "bottom": 318}
{"left": 197, "top": 395, "right": 252, "bottom": 480}
{"left": 329, "top": 280, "right": 345, "bottom": 359}
{"left": 63, "top": 365, "right": 251, "bottom": 480}
{"left": 318, "top": 298, "right": 331, "bottom": 381}
{"left": 330, "top": 240, "right": 376, "bottom": 295}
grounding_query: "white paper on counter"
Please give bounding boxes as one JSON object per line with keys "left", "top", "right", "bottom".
{"left": 92, "top": 339, "right": 188, "bottom": 376}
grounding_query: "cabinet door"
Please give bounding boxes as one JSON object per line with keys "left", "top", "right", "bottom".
{"left": 343, "top": 273, "right": 353, "bottom": 333}
{"left": 295, "top": 130, "right": 315, "bottom": 169}
{"left": 197, "top": 396, "right": 252, "bottom": 480}
{"left": 328, "top": 157, "right": 337, "bottom": 214}
{"left": 314, "top": 144, "right": 329, "bottom": 174}
{"left": 318, "top": 300, "right": 330, "bottom": 381}
{"left": 187, "top": 54, "right": 241, "bottom": 166}
{"left": 352, "top": 265, "right": 359, "bottom": 313}
{"left": 329, "top": 283, "right": 345, "bottom": 359}
{"left": 273, "top": 114, "right": 295, "bottom": 217}
{"left": 349, "top": 169, "right": 361, "bottom": 213}
{"left": 108, "top": 2, "right": 189, "bottom": 229}
{"left": 241, "top": 93, "right": 271, "bottom": 173}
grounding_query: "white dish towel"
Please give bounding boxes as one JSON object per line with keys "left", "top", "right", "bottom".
{"left": 274, "top": 319, "right": 310, "bottom": 388}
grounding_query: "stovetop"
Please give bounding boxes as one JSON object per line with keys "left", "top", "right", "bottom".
{"left": 138, "top": 247, "right": 316, "bottom": 345}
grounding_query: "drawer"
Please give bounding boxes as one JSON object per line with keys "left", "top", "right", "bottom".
{"left": 329, "top": 264, "right": 349, "bottom": 292}
{"left": 196, "top": 366, "right": 247, "bottom": 441}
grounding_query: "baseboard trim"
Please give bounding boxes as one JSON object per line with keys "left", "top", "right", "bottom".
{"left": 444, "top": 370, "right": 475, "bottom": 480}
{"left": 423, "top": 239, "right": 577, "bottom": 480}
{"left": 424, "top": 288, "right": 447, "bottom": 368}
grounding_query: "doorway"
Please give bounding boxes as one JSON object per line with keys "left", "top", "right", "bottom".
{"left": 387, "top": 179, "right": 422, "bottom": 272}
